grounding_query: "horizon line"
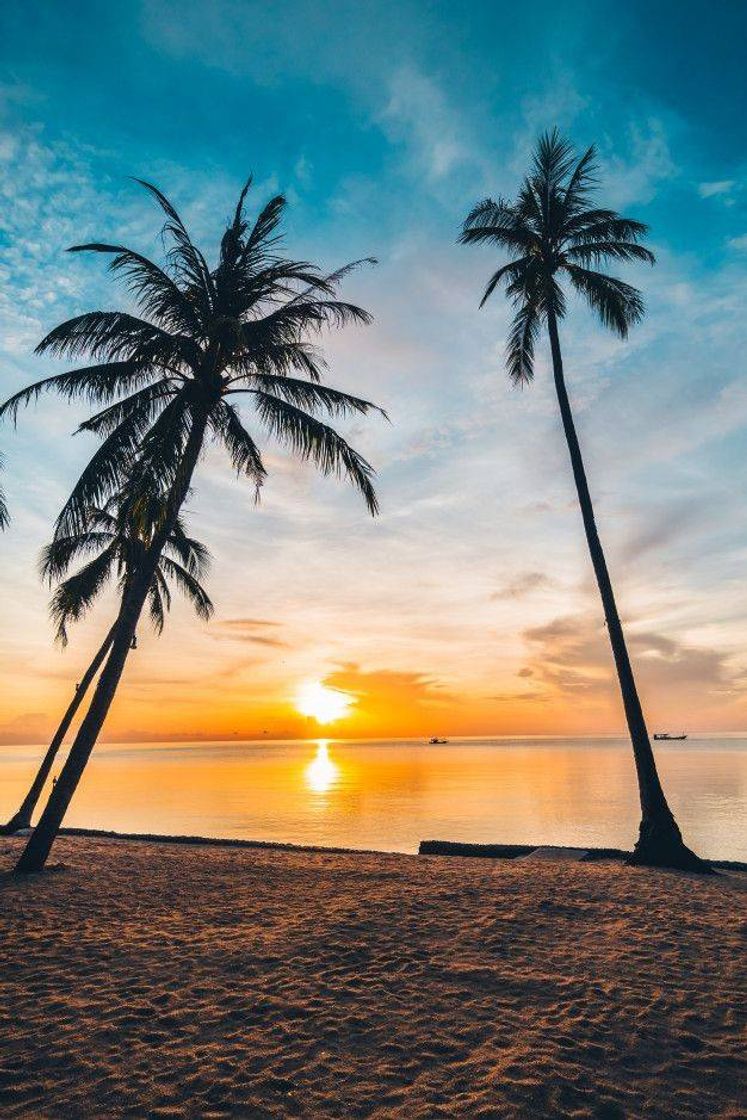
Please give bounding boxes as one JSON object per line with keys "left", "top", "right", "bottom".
{"left": 3, "top": 730, "right": 747, "bottom": 748}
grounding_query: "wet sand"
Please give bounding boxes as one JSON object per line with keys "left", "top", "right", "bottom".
{"left": 1, "top": 835, "right": 745, "bottom": 1118}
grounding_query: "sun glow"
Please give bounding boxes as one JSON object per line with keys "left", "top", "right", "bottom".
{"left": 295, "top": 681, "right": 354, "bottom": 725}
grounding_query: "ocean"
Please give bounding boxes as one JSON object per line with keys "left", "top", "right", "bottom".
{"left": 2, "top": 736, "right": 745, "bottom": 861}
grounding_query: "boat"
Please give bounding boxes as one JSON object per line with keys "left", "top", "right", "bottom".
{"left": 428, "top": 736, "right": 449, "bottom": 745}
{"left": 653, "top": 732, "right": 687, "bottom": 741}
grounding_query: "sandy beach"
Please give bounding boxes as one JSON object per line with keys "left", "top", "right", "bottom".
{"left": 1, "top": 836, "right": 745, "bottom": 1119}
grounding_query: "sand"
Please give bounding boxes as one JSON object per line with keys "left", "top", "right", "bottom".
{"left": 1, "top": 836, "right": 745, "bottom": 1119}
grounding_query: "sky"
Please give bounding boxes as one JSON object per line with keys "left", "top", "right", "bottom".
{"left": 1, "top": 0, "right": 746, "bottom": 743}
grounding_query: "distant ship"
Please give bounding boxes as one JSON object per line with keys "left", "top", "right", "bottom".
{"left": 653, "top": 732, "right": 687, "bottom": 741}
{"left": 428, "top": 736, "right": 449, "bottom": 745}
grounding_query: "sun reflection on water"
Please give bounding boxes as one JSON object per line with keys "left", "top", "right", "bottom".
{"left": 305, "top": 740, "right": 339, "bottom": 794}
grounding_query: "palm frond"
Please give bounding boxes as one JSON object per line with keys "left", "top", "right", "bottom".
{"left": 561, "top": 145, "right": 598, "bottom": 217}
{"left": 146, "top": 575, "right": 167, "bottom": 634}
{"left": 54, "top": 398, "right": 159, "bottom": 538}
{"left": 230, "top": 339, "right": 327, "bottom": 382}
{"left": 240, "top": 191, "right": 285, "bottom": 261}
{"left": 0, "top": 362, "right": 158, "bottom": 424}
{"left": 251, "top": 292, "right": 373, "bottom": 338}
{"left": 231, "top": 377, "right": 387, "bottom": 420}
{"left": 123, "top": 391, "right": 194, "bottom": 510}
{"left": 506, "top": 300, "right": 541, "bottom": 386}
{"left": 479, "top": 258, "right": 531, "bottom": 308}
{"left": 163, "top": 521, "right": 212, "bottom": 578}
{"left": 70, "top": 243, "right": 202, "bottom": 335}
{"left": 157, "top": 555, "right": 214, "bottom": 621}
{"left": 79, "top": 383, "right": 176, "bottom": 439}
{"left": 40, "top": 531, "right": 114, "bottom": 584}
{"left": 0, "top": 454, "right": 8, "bottom": 529}
{"left": 254, "top": 391, "right": 379, "bottom": 515}
{"left": 566, "top": 210, "right": 650, "bottom": 245}
{"left": 565, "top": 241, "right": 655, "bottom": 266}
{"left": 565, "top": 265, "right": 645, "bottom": 336}
{"left": 50, "top": 548, "right": 116, "bottom": 645}
{"left": 318, "top": 257, "right": 378, "bottom": 291}
{"left": 35, "top": 311, "right": 178, "bottom": 363}
{"left": 533, "top": 128, "right": 577, "bottom": 188}
{"left": 134, "top": 179, "right": 215, "bottom": 313}
{"left": 459, "top": 198, "right": 538, "bottom": 254}
{"left": 209, "top": 401, "right": 266, "bottom": 495}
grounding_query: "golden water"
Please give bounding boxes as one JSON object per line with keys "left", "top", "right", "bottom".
{"left": 2, "top": 736, "right": 745, "bottom": 860}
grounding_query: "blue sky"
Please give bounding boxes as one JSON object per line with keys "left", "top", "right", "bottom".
{"left": 1, "top": 0, "right": 746, "bottom": 742}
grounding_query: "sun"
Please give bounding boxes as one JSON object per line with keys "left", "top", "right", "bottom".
{"left": 296, "top": 681, "right": 354, "bottom": 725}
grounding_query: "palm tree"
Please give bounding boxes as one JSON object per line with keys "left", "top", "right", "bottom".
{"left": 1, "top": 494, "right": 213, "bottom": 835}
{"left": 1, "top": 177, "right": 384, "bottom": 873}
{"left": 460, "top": 130, "right": 707, "bottom": 871}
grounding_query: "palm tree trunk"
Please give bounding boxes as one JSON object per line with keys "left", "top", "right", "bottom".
{"left": 14, "top": 408, "right": 211, "bottom": 874}
{"left": 545, "top": 308, "right": 708, "bottom": 871}
{"left": 1, "top": 624, "right": 116, "bottom": 834}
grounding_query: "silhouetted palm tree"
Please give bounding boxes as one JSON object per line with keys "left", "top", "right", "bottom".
{"left": 2, "top": 178, "right": 384, "bottom": 872}
{"left": 1, "top": 494, "right": 212, "bottom": 835}
{"left": 460, "top": 130, "right": 707, "bottom": 871}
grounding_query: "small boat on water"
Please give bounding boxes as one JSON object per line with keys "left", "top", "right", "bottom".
{"left": 428, "top": 736, "right": 449, "bottom": 745}
{"left": 653, "top": 732, "right": 687, "bottom": 741}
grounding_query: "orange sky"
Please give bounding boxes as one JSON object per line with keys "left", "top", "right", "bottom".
{"left": 3, "top": 555, "right": 746, "bottom": 745}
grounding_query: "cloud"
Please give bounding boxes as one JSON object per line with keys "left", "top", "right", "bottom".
{"left": 0, "top": 711, "right": 51, "bottom": 745}
{"left": 600, "top": 119, "right": 677, "bottom": 207}
{"left": 698, "top": 180, "right": 735, "bottom": 198}
{"left": 212, "top": 618, "right": 287, "bottom": 647}
{"left": 515, "top": 79, "right": 589, "bottom": 167}
{"left": 378, "top": 67, "right": 476, "bottom": 183}
{"left": 728, "top": 234, "right": 747, "bottom": 251}
{"left": 618, "top": 501, "right": 702, "bottom": 565}
{"left": 520, "top": 614, "right": 745, "bottom": 720}
{"left": 489, "top": 689, "right": 549, "bottom": 704}
{"left": 323, "top": 663, "right": 453, "bottom": 718}
{"left": 491, "top": 571, "right": 556, "bottom": 600}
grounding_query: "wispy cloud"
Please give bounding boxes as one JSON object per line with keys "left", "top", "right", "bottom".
{"left": 491, "top": 572, "right": 557, "bottom": 600}
{"left": 600, "top": 119, "right": 678, "bottom": 207}
{"left": 379, "top": 67, "right": 475, "bottom": 183}
{"left": 212, "top": 619, "right": 287, "bottom": 647}
{"left": 699, "top": 179, "right": 736, "bottom": 198}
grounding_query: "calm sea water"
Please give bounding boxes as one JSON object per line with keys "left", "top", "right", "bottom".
{"left": 1, "top": 737, "right": 745, "bottom": 861}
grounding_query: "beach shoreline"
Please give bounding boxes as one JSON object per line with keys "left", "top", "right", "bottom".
{"left": 2, "top": 834, "right": 745, "bottom": 1118}
{"left": 7, "top": 825, "right": 743, "bottom": 872}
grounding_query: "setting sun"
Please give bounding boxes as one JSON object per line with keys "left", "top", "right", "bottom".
{"left": 295, "top": 681, "right": 354, "bottom": 725}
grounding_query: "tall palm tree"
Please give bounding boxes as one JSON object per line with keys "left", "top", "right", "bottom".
{"left": 2, "top": 177, "right": 384, "bottom": 873}
{"left": 460, "top": 130, "right": 707, "bottom": 871}
{"left": 1, "top": 494, "right": 213, "bottom": 835}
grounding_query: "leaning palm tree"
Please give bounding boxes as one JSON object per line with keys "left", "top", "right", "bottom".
{"left": 2, "top": 177, "right": 384, "bottom": 873}
{"left": 1, "top": 493, "right": 213, "bottom": 835}
{"left": 460, "top": 130, "right": 706, "bottom": 871}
